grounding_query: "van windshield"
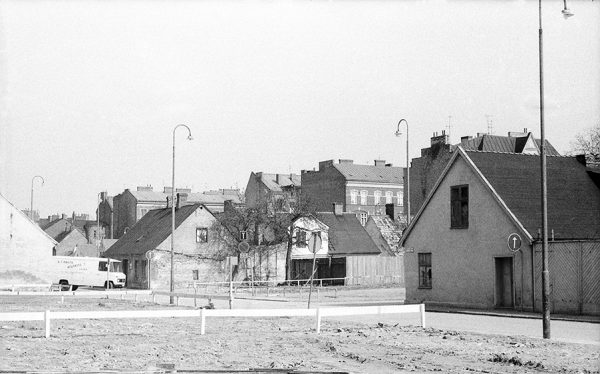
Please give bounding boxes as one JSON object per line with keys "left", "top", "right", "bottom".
{"left": 110, "top": 262, "right": 122, "bottom": 272}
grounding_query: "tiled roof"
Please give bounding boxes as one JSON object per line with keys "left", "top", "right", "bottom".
{"left": 467, "top": 151, "right": 600, "bottom": 240}
{"left": 258, "top": 173, "right": 301, "bottom": 192}
{"left": 104, "top": 204, "right": 205, "bottom": 256}
{"left": 317, "top": 212, "right": 381, "bottom": 255}
{"left": 334, "top": 163, "right": 404, "bottom": 184}
{"left": 460, "top": 134, "right": 560, "bottom": 155}
{"left": 367, "top": 215, "right": 403, "bottom": 255}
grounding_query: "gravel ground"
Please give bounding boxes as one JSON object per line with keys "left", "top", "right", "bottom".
{"left": 0, "top": 291, "right": 598, "bottom": 373}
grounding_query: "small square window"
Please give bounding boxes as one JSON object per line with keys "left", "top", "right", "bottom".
{"left": 240, "top": 231, "right": 247, "bottom": 240}
{"left": 196, "top": 228, "right": 208, "bottom": 243}
{"left": 296, "top": 229, "right": 307, "bottom": 247}
{"left": 418, "top": 253, "right": 432, "bottom": 288}
{"left": 192, "top": 269, "right": 199, "bottom": 281}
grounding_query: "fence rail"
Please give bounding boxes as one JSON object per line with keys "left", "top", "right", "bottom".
{"left": 0, "top": 303, "right": 425, "bottom": 338}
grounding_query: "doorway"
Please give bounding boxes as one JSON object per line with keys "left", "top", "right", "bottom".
{"left": 122, "top": 259, "right": 129, "bottom": 288}
{"left": 495, "top": 257, "right": 514, "bottom": 308}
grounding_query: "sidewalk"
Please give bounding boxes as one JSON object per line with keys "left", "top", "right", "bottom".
{"left": 425, "top": 305, "right": 600, "bottom": 324}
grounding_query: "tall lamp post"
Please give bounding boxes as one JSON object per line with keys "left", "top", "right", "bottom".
{"left": 538, "top": 0, "right": 573, "bottom": 339}
{"left": 170, "top": 124, "right": 193, "bottom": 304}
{"left": 30, "top": 175, "right": 45, "bottom": 221}
{"left": 395, "top": 119, "right": 410, "bottom": 226}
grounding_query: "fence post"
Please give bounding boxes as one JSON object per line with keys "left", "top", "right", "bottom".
{"left": 44, "top": 310, "right": 51, "bottom": 338}
{"left": 194, "top": 287, "right": 198, "bottom": 308}
{"left": 152, "top": 293, "right": 156, "bottom": 304}
{"left": 419, "top": 304, "right": 426, "bottom": 328}
{"left": 61, "top": 295, "right": 64, "bottom": 304}
{"left": 200, "top": 308, "right": 206, "bottom": 335}
{"left": 316, "top": 308, "right": 322, "bottom": 334}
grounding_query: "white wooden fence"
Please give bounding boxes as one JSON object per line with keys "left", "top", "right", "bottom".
{"left": 0, "top": 304, "right": 425, "bottom": 338}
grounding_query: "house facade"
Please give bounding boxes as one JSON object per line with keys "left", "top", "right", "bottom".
{"left": 0, "top": 193, "right": 57, "bottom": 283}
{"left": 400, "top": 148, "right": 600, "bottom": 315}
{"left": 290, "top": 203, "right": 403, "bottom": 286}
{"left": 104, "top": 201, "right": 233, "bottom": 289}
{"left": 301, "top": 159, "right": 405, "bottom": 225}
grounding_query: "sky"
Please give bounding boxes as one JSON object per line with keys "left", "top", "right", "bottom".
{"left": 1, "top": 0, "right": 599, "bottom": 218}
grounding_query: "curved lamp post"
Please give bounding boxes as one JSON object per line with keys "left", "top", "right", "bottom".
{"left": 170, "top": 124, "right": 193, "bottom": 304}
{"left": 395, "top": 119, "right": 410, "bottom": 226}
{"left": 30, "top": 175, "right": 45, "bottom": 220}
{"left": 538, "top": 0, "right": 573, "bottom": 339}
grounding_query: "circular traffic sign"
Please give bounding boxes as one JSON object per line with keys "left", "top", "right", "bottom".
{"left": 238, "top": 241, "right": 250, "bottom": 253}
{"left": 507, "top": 233, "right": 522, "bottom": 252}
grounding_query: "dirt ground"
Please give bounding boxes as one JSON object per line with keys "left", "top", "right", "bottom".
{"left": 0, "top": 292, "right": 598, "bottom": 373}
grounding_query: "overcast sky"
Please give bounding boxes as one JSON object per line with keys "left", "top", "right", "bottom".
{"left": 1, "top": 0, "right": 598, "bottom": 218}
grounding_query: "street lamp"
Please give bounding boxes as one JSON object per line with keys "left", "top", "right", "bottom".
{"left": 170, "top": 124, "right": 193, "bottom": 304}
{"left": 395, "top": 119, "right": 410, "bottom": 226}
{"left": 30, "top": 175, "right": 45, "bottom": 221}
{"left": 538, "top": 0, "right": 573, "bottom": 339}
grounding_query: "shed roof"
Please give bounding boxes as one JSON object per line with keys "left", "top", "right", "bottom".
{"left": 317, "top": 212, "right": 381, "bottom": 256}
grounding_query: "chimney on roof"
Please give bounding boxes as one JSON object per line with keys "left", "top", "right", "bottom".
{"left": 332, "top": 202, "right": 344, "bottom": 216}
{"left": 374, "top": 160, "right": 386, "bottom": 167}
{"left": 508, "top": 129, "right": 530, "bottom": 137}
{"left": 477, "top": 132, "right": 487, "bottom": 137}
{"left": 62, "top": 213, "right": 67, "bottom": 220}
{"left": 461, "top": 135, "right": 473, "bottom": 145}
{"left": 319, "top": 160, "right": 334, "bottom": 171}
{"left": 276, "top": 174, "right": 281, "bottom": 184}
{"left": 338, "top": 159, "right": 353, "bottom": 165}
{"left": 176, "top": 188, "right": 191, "bottom": 194}
{"left": 176, "top": 193, "right": 188, "bottom": 209}
{"left": 430, "top": 131, "right": 449, "bottom": 146}
{"left": 385, "top": 203, "right": 395, "bottom": 221}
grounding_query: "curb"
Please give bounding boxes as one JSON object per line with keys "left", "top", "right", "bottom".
{"left": 426, "top": 308, "right": 600, "bottom": 324}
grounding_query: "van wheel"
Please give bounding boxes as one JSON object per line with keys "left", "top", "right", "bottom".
{"left": 71, "top": 285, "right": 78, "bottom": 291}
{"left": 59, "top": 280, "right": 70, "bottom": 291}
{"left": 104, "top": 281, "right": 114, "bottom": 289}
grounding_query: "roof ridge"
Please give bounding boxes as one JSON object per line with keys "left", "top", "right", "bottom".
{"left": 463, "top": 149, "right": 569, "bottom": 157}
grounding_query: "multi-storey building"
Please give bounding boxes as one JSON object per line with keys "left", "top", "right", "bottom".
{"left": 244, "top": 172, "right": 301, "bottom": 212}
{"left": 301, "top": 159, "right": 405, "bottom": 225}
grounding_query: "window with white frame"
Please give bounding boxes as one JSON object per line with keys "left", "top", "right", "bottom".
{"left": 196, "top": 227, "right": 208, "bottom": 243}
{"left": 350, "top": 190, "right": 358, "bottom": 205}
{"left": 397, "top": 191, "right": 404, "bottom": 206}
{"left": 360, "top": 212, "right": 368, "bottom": 226}
{"left": 374, "top": 191, "right": 382, "bottom": 205}
{"left": 360, "top": 190, "right": 368, "bottom": 205}
{"left": 385, "top": 191, "right": 393, "bottom": 204}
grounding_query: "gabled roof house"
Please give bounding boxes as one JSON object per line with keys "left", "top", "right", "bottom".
{"left": 400, "top": 147, "right": 600, "bottom": 315}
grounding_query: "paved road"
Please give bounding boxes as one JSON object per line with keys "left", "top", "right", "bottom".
{"left": 149, "top": 292, "right": 600, "bottom": 346}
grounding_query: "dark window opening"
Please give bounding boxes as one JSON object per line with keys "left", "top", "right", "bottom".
{"left": 418, "top": 253, "right": 432, "bottom": 288}
{"left": 196, "top": 227, "right": 208, "bottom": 243}
{"left": 451, "top": 185, "right": 469, "bottom": 229}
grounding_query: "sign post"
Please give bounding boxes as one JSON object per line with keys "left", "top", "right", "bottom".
{"left": 307, "top": 231, "right": 322, "bottom": 309}
{"left": 145, "top": 251, "right": 154, "bottom": 290}
{"left": 236, "top": 242, "right": 249, "bottom": 307}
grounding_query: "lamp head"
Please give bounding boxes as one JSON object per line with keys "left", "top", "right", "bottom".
{"left": 561, "top": 8, "right": 574, "bottom": 19}
{"left": 395, "top": 130, "right": 402, "bottom": 137}
{"left": 187, "top": 135, "right": 193, "bottom": 141}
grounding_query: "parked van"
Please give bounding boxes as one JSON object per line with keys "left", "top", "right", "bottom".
{"left": 52, "top": 256, "right": 126, "bottom": 290}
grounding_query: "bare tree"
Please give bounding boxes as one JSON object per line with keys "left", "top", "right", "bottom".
{"left": 569, "top": 123, "right": 600, "bottom": 160}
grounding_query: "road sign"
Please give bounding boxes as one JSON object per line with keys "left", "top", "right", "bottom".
{"left": 238, "top": 241, "right": 250, "bottom": 253}
{"left": 145, "top": 251, "right": 154, "bottom": 260}
{"left": 307, "top": 232, "right": 322, "bottom": 254}
{"left": 507, "top": 233, "right": 522, "bottom": 252}
{"left": 228, "top": 256, "right": 238, "bottom": 266}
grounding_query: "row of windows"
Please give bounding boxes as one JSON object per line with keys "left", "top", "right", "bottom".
{"left": 196, "top": 227, "right": 247, "bottom": 243}
{"left": 350, "top": 190, "right": 403, "bottom": 206}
